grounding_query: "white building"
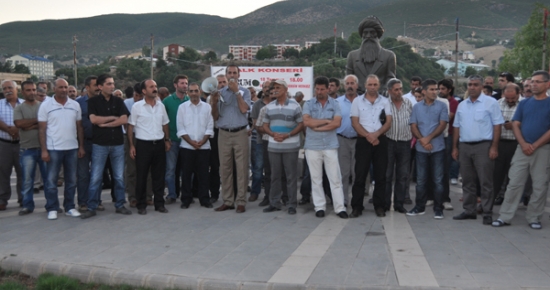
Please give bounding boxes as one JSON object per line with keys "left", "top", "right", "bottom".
{"left": 272, "top": 44, "right": 301, "bottom": 59}
{"left": 305, "top": 41, "right": 320, "bottom": 49}
{"left": 228, "top": 45, "right": 262, "bottom": 61}
{"left": 6, "top": 54, "right": 54, "bottom": 80}
{"left": 436, "top": 59, "right": 489, "bottom": 77}
{"left": 462, "top": 51, "right": 475, "bottom": 61}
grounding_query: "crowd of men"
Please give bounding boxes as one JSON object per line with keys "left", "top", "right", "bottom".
{"left": 1, "top": 65, "right": 549, "bottom": 229}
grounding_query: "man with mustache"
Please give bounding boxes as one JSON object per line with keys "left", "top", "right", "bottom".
{"left": 523, "top": 78, "right": 533, "bottom": 98}
{"left": 346, "top": 16, "right": 396, "bottom": 93}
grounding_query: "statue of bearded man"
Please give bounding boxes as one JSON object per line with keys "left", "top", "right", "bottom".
{"left": 346, "top": 16, "right": 396, "bottom": 93}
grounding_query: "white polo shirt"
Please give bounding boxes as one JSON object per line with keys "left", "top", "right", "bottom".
{"left": 350, "top": 94, "right": 392, "bottom": 133}
{"left": 128, "top": 99, "right": 169, "bottom": 141}
{"left": 37, "top": 96, "right": 82, "bottom": 150}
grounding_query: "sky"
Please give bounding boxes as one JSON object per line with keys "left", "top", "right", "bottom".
{"left": 0, "top": 0, "right": 283, "bottom": 25}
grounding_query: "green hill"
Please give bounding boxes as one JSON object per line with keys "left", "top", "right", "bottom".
{"left": 0, "top": 0, "right": 540, "bottom": 57}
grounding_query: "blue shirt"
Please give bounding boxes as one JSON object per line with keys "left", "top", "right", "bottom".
{"left": 303, "top": 97, "right": 341, "bottom": 150}
{"left": 76, "top": 94, "right": 92, "bottom": 139}
{"left": 216, "top": 86, "right": 251, "bottom": 129}
{"left": 453, "top": 94, "right": 504, "bottom": 142}
{"left": 336, "top": 95, "right": 357, "bottom": 138}
{"left": 513, "top": 97, "right": 550, "bottom": 144}
{"left": 410, "top": 99, "right": 449, "bottom": 153}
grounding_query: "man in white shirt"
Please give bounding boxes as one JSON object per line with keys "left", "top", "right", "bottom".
{"left": 128, "top": 80, "right": 171, "bottom": 215}
{"left": 38, "top": 79, "right": 85, "bottom": 220}
{"left": 176, "top": 83, "right": 214, "bottom": 209}
{"left": 402, "top": 76, "right": 421, "bottom": 106}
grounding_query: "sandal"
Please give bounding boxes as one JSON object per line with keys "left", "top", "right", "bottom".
{"left": 491, "top": 219, "right": 510, "bottom": 227}
{"left": 529, "top": 222, "right": 542, "bottom": 230}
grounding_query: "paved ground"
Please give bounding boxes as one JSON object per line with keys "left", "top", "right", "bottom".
{"left": 2, "top": 170, "right": 550, "bottom": 290}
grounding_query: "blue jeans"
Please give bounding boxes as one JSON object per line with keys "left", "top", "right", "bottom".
{"left": 44, "top": 149, "right": 77, "bottom": 212}
{"left": 87, "top": 144, "right": 125, "bottom": 210}
{"left": 415, "top": 150, "right": 445, "bottom": 212}
{"left": 165, "top": 140, "right": 180, "bottom": 199}
{"left": 77, "top": 139, "right": 93, "bottom": 206}
{"left": 250, "top": 140, "right": 263, "bottom": 196}
{"left": 20, "top": 148, "right": 46, "bottom": 211}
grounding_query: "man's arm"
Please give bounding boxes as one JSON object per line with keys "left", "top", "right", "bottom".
{"left": 236, "top": 92, "right": 249, "bottom": 114}
{"left": 374, "top": 115, "right": 392, "bottom": 137}
{"left": 452, "top": 127, "right": 460, "bottom": 160}
{"left": 351, "top": 116, "right": 370, "bottom": 138}
{"left": 302, "top": 114, "right": 330, "bottom": 129}
{"left": 127, "top": 124, "right": 136, "bottom": 159}
{"left": 76, "top": 121, "right": 85, "bottom": 158}
{"left": 89, "top": 115, "right": 117, "bottom": 125}
{"left": 38, "top": 122, "right": 49, "bottom": 162}
{"left": 489, "top": 124, "right": 501, "bottom": 159}
{"left": 313, "top": 116, "right": 341, "bottom": 131}
{"left": 0, "top": 120, "right": 18, "bottom": 137}
{"left": 96, "top": 115, "right": 128, "bottom": 127}
{"left": 210, "top": 92, "right": 220, "bottom": 121}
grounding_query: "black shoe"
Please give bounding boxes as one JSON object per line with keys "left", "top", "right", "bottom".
{"left": 337, "top": 211, "right": 349, "bottom": 219}
{"left": 201, "top": 203, "right": 213, "bottom": 209}
{"left": 494, "top": 196, "right": 504, "bottom": 206}
{"left": 349, "top": 209, "right": 362, "bottom": 218}
{"left": 190, "top": 199, "right": 195, "bottom": 204}
{"left": 375, "top": 208, "right": 386, "bottom": 217}
{"left": 298, "top": 197, "right": 310, "bottom": 205}
{"left": 165, "top": 197, "right": 176, "bottom": 205}
{"left": 404, "top": 198, "right": 413, "bottom": 205}
{"left": 482, "top": 216, "right": 493, "bottom": 225}
{"left": 258, "top": 198, "right": 270, "bottom": 207}
{"left": 18, "top": 208, "right": 33, "bottom": 216}
{"left": 453, "top": 212, "right": 477, "bottom": 220}
{"left": 155, "top": 207, "right": 169, "bottom": 213}
{"left": 209, "top": 197, "right": 218, "bottom": 204}
{"left": 138, "top": 208, "right": 147, "bottom": 215}
{"left": 288, "top": 207, "right": 297, "bottom": 215}
{"left": 80, "top": 210, "right": 97, "bottom": 219}
{"left": 394, "top": 207, "right": 407, "bottom": 214}
{"left": 368, "top": 198, "right": 373, "bottom": 204}
{"left": 263, "top": 205, "right": 281, "bottom": 213}
{"left": 315, "top": 210, "right": 325, "bottom": 218}
{"left": 180, "top": 203, "right": 190, "bottom": 209}
{"left": 115, "top": 206, "right": 132, "bottom": 215}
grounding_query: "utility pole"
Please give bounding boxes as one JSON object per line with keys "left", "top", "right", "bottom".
{"left": 73, "top": 35, "right": 78, "bottom": 87}
{"left": 150, "top": 34, "right": 154, "bottom": 79}
{"left": 455, "top": 18, "right": 459, "bottom": 86}
{"left": 334, "top": 23, "right": 337, "bottom": 56}
{"left": 404, "top": 21, "right": 406, "bottom": 37}
{"left": 543, "top": 8, "right": 548, "bottom": 70}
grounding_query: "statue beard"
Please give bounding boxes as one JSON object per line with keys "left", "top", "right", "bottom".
{"left": 360, "top": 38, "right": 381, "bottom": 63}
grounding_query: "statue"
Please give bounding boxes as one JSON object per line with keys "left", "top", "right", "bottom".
{"left": 346, "top": 16, "right": 396, "bottom": 93}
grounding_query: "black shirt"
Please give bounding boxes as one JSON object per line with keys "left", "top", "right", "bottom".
{"left": 88, "top": 94, "right": 129, "bottom": 146}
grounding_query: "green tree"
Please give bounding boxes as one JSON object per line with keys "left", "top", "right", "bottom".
{"left": 423, "top": 49, "right": 436, "bottom": 57}
{"left": 142, "top": 46, "right": 151, "bottom": 57}
{"left": 464, "top": 66, "right": 477, "bottom": 77}
{"left": 203, "top": 51, "right": 217, "bottom": 62}
{"left": 14, "top": 64, "right": 30, "bottom": 74}
{"left": 348, "top": 32, "right": 362, "bottom": 50}
{"left": 499, "top": 3, "right": 550, "bottom": 77}
{"left": 282, "top": 48, "right": 300, "bottom": 59}
{"left": 227, "top": 53, "right": 234, "bottom": 60}
{"left": 0, "top": 61, "right": 13, "bottom": 72}
{"left": 256, "top": 45, "right": 277, "bottom": 60}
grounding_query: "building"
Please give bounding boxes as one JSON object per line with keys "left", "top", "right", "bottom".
{"left": 462, "top": 51, "right": 475, "bottom": 61}
{"left": 6, "top": 54, "right": 54, "bottom": 80}
{"left": 305, "top": 41, "right": 320, "bottom": 49}
{"left": 272, "top": 44, "right": 301, "bottom": 59}
{"left": 163, "top": 44, "right": 185, "bottom": 60}
{"left": 0, "top": 72, "right": 32, "bottom": 86}
{"left": 436, "top": 59, "right": 489, "bottom": 77}
{"left": 228, "top": 45, "right": 262, "bottom": 61}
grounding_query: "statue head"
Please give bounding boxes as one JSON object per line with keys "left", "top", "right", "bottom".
{"left": 358, "top": 16, "right": 385, "bottom": 40}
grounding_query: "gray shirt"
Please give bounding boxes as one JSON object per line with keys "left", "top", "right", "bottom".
{"left": 303, "top": 97, "right": 341, "bottom": 150}
{"left": 216, "top": 86, "right": 251, "bottom": 129}
{"left": 13, "top": 101, "right": 41, "bottom": 149}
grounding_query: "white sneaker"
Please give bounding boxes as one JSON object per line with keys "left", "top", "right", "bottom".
{"left": 451, "top": 178, "right": 458, "bottom": 185}
{"left": 47, "top": 211, "right": 58, "bottom": 220}
{"left": 65, "top": 209, "right": 81, "bottom": 217}
{"left": 443, "top": 202, "right": 454, "bottom": 210}
{"left": 426, "top": 200, "right": 434, "bottom": 206}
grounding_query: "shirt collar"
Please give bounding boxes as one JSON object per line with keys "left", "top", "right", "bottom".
{"left": 466, "top": 94, "right": 484, "bottom": 103}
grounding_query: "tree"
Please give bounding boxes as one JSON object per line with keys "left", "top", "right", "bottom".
{"left": 464, "top": 66, "right": 477, "bottom": 77}
{"left": 491, "top": 59, "right": 496, "bottom": 68}
{"left": 142, "top": 46, "right": 151, "bottom": 57}
{"left": 256, "top": 46, "right": 277, "bottom": 60}
{"left": 499, "top": 3, "right": 550, "bottom": 77}
{"left": 227, "top": 53, "right": 234, "bottom": 60}
{"left": 14, "top": 64, "right": 30, "bottom": 74}
{"left": 423, "top": 49, "right": 436, "bottom": 57}
{"left": 203, "top": 51, "right": 217, "bottom": 62}
{"left": 0, "top": 61, "right": 13, "bottom": 72}
{"left": 282, "top": 48, "right": 300, "bottom": 59}
{"left": 348, "top": 32, "right": 362, "bottom": 50}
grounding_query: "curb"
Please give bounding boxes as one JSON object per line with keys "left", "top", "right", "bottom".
{"left": 0, "top": 256, "right": 445, "bottom": 290}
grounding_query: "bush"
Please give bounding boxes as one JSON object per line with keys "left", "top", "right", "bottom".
{"left": 0, "top": 281, "right": 27, "bottom": 290}
{"left": 35, "top": 273, "right": 80, "bottom": 290}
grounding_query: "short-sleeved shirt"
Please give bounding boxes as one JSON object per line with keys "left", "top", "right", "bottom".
{"left": 336, "top": 95, "right": 358, "bottom": 138}
{"left": 453, "top": 94, "right": 504, "bottom": 142}
{"left": 128, "top": 99, "right": 169, "bottom": 141}
{"left": 76, "top": 95, "right": 93, "bottom": 139}
{"left": 0, "top": 98, "right": 22, "bottom": 141}
{"left": 386, "top": 97, "right": 413, "bottom": 141}
{"left": 37, "top": 96, "right": 82, "bottom": 150}
{"left": 512, "top": 97, "right": 550, "bottom": 144}
{"left": 350, "top": 94, "right": 392, "bottom": 133}
{"left": 403, "top": 92, "right": 418, "bottom": 106}
{"left": 498, "top": 97, "right": 523, "bottom": 140}
{"left": 447, "top": 96, "right": 459, "bottom": 135}
{"left": 251, "top": 99, "right": 267, "bottom": 144}
{"left": 163, "top": 92, "right": 189, "bottom": 141}
{"left": 263, "top": 98, "right": 302, "bottom": 153}
{"left": 88, "top": 94, "right": 129, "bottom": 146}
{"left": 410, "top": 100, "right": 449, "bottom": 153}
{"left": 216, "top": 86, "right": 251, "bottom": 129}
{"left": 302, "top": 97, "right": 341, "bottom": 150}
{"left": 13, "top": 101, "right": 41, "bottom": 149}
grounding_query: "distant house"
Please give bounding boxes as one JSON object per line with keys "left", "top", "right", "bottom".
{"left": 462, "top": 51, "right": 475, "bottom": 61}
{"left": 228, "top": 45, "right": 262, "bottom": 61}
{"left": 305, "top": 41, "right": 320, "bottom": 49}
{"left": 6, "top": 54, "right": 54, "bottom": 80}
{"left": 436, "top": 59, "right": 489, "bottom": 76}
{"left": 163, "top": 44, "right": 185, "bottom": 60}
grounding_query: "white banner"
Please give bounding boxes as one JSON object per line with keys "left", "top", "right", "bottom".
{"left": 211, "top": 66, "right": 314, "bottom": 100}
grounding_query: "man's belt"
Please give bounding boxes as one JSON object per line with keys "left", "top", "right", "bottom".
{"left": 0, "top": 138, "right": 19, "bottom": 144}
{"left": 337, "top": 134, "right": 357, "bottom": 140}
{"left": 219, "top": 125, "right": 247, "bottom": 133}
{"left": 462, "top": 140, "right": 490, "bottom": 145}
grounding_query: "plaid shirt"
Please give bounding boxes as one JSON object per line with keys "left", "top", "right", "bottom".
{"left": 0, "top": 98, "right": 22, "bottom": 141}
{"left": 498, "top": 96, "right": 523, "bottom": 140}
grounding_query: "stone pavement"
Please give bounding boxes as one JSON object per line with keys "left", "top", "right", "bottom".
{"left": 1, "top": 171, "right": 550, "bottom": 290}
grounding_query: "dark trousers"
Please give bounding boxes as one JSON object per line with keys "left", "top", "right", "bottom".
{"left": 180, "top": 148, "right": 210, "bottom": 205}
{"left": 459, "top": 141, "right": 494, "bottom": 216}
{"left": 209, "top": 128, "right": 220, "bottom": 200}
{"left": 493, "top": 140, "right": 518, "bottom": 200}
{"left": 351, "top": 136, "right": 388, "bottom": 211}
{"left": 262, "top": 142, "right": 287, "bottom": 201}
{"left": 385, "top": 139, "right": 411, "bottom": 210}
{"left": 135, "top": 139, "right": 166, "bottom": 210}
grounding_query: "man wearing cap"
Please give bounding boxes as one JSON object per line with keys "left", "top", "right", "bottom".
{"left": 261, "top": 79, "right": 303, "bottom": 215}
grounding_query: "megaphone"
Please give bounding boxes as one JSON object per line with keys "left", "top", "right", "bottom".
{"left": 202, "top": 77, "right": 224, "bottom": 103}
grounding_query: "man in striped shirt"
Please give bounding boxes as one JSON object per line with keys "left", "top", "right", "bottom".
{"left": 385, "top": 78, "right": 413, "bottom": 213}
{"left": 261, "top": 80, "right": 303, "bottom": 215}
